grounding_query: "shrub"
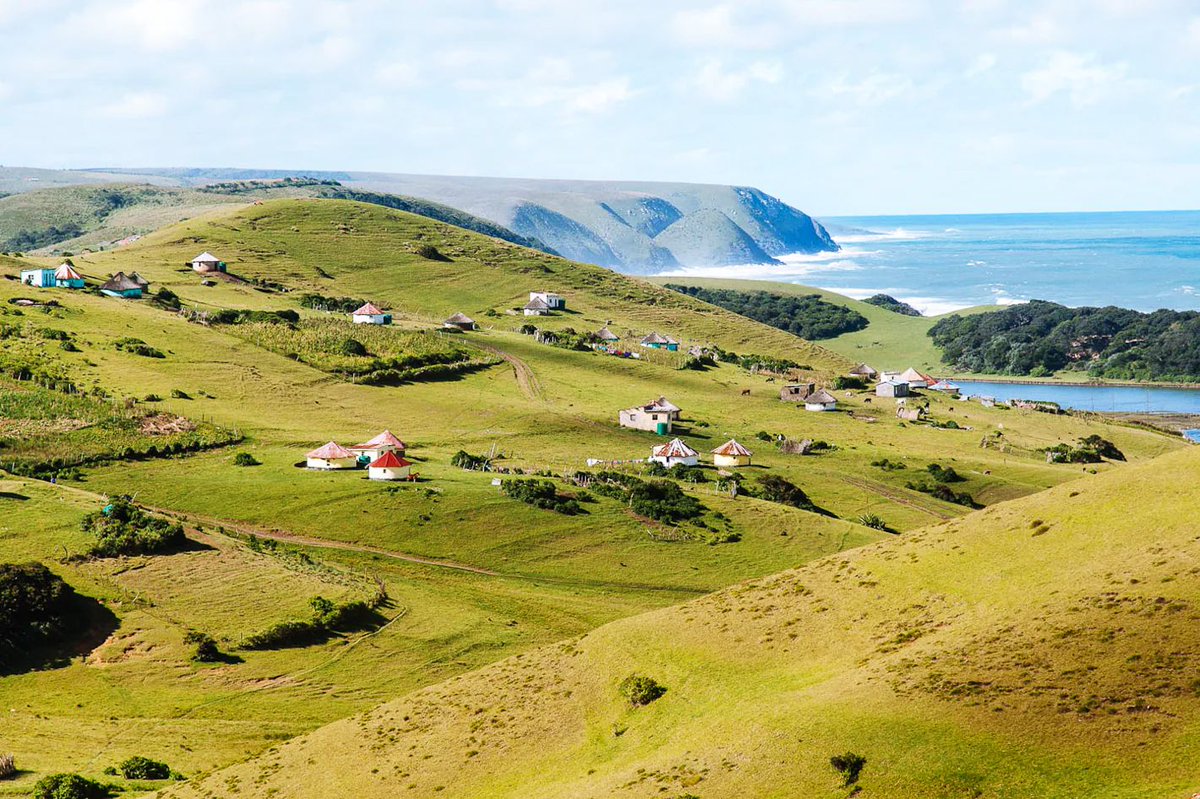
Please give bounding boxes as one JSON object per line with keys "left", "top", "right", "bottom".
{"left": 450, "top": 450, "right": 491, "bottom": 471}
{"left": 833, "top": 375, "right": 865, "bottom": 390}
{"left": 500, "top": 479, "right": 583, "bottom": 515}
{"left": 755, "top": 474, "right": 816, "bottom": 512}
{"left": 668, "top": 464, "right": 707, "bottom": 483}
{"left": 906, "top": 480, "right": 977, "bottom": 508}
{"left": 32, "top": 773, "right": 112, "bottom": 799}
{"left": 183, "top": 630, "right": 223, "bottom": 662}
{"left": 143, "top": 393, "right": 162, "bottom": 402}
{"left": 241, "top": 594, "right": 382, "bottom": 650}
{"left": 338, "top": 338, "right": 367, "bottom": 356}
{"left": 114, "top": 755, "right": 172, "bottom": 780}
{"left": 925, "top": 463, "right": 964, "bottom": 483}
{"left": 518, "top": 323, "right": 538, "bottom": 335}
{"left": 857, "top": 513, "right": 891, "bottom": 532}
{"left": 151, "top": 288, "right": 181, "bottom": 311}
{"left": 829, "top": 752, "right": 867, "bottom": 786}
{"left": 233, "top": 452, "right": 260, "bottom": 467}
{"left": 0, "top": 563, "right": 84, "bottom": 671}
{"left": 415, "top": 243, "right": 450, "bottom": 261}
{"left": 619, "top": 674, "right": 666, "bottom": 706}
{"left": 628, "top": 480, "right": 705, "bottom": 524}
{"left": 80, "top": 496, "right": 186, "bottom": 557}
{"left": 113, "top": 337, "right": 165, "bottom": 358}
{"left": 871, "top": 458, "right": 906, "bottom": 471}
{"left": 170, "top": 388, "right": 191, "bottom": 399}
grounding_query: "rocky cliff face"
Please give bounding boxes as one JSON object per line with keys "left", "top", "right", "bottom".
{"left": 65, "top": 168, "right": 840, "bottom": 273}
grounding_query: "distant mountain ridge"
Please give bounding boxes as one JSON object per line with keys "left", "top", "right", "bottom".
{"left": 71, "top": 167, "right": 839, "bottom": 273}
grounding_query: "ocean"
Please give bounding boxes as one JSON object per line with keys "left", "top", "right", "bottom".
{"left": 656, "top": 210, "right": 1200, "bottom": 316}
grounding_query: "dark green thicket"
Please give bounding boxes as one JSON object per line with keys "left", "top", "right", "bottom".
{"left": 929, "top": 299, "right": 1200, "bottom": 381}
{"left": 0, "top": 563, "right": 84, "bottom": 671}
{"left": 32, "top": 773, "right": 113, "bottom": 799}
{"left": 863, "top": 293, "right": 921, "bottom": 316}
{"left": 829, "top": 752, "right": 867, "bottom": 786}
{"left": 619, "top": 674, "right": 666, "bottom": 706}
{"left": 500, "top": 479, "right": 583, "bottom": 515}
{"left": 664, "top": 285, "right": 868, "bottom": 340}
{"left": 80, "top": 496, "right": 186, "bottom": 557}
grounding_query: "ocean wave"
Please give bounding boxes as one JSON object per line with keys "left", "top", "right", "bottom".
{"left": 654, "top": 258, "right": 865, "bottom": 281}
{"left": 834, "top": 228, "right": 936, "bottom": 244}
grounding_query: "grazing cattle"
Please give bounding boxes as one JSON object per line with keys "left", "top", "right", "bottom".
{"left": 741, "top": 389, "right": 751, "bottom": 396}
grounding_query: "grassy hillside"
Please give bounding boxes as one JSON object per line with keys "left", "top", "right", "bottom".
{"left": 650, "top": 276, "right": 997, "bottom": 372}
{"left": 0, "top": 199, "right": 1183, "bottom": 793}
{"left": 163, "top": 445, "right": 1200, "bottom": 799}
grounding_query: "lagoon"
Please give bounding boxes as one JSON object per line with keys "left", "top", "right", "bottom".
{"left": 953, "top": 380, "right": 1200, "bottom": 414}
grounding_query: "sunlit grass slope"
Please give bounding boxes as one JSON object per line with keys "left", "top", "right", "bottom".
{"left": 649, "top": 276, "right": 997, "bottom": 371}
{"left": 165, "top": 445, "right": 1200, "bottom": 799}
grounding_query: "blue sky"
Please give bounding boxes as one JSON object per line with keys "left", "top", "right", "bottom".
{"left": 0, "top": 0, "right": 1197, "bottom": 215}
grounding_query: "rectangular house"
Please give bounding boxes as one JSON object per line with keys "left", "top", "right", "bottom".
{"left": 619, "top": 404, "right": 673, "bottom": 434}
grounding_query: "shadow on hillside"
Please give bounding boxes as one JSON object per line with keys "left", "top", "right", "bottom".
{"left": 0, "top": 594, "right": 119, "bottom": 677}
{"left": 0, "top": 491, "right": 30, "bottom": 501}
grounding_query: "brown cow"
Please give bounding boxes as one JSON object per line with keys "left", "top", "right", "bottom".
{"left": 740, "top": 389, "right": 751, "bottom": 396}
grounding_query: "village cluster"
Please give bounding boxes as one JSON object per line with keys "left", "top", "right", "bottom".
{"left": 304, "top": 431, "right": 413, "bottom": 480}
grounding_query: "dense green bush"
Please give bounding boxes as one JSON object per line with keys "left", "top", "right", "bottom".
{"left": 664, "top": 284, "right": 868, "bottom": 340}
{"left": 299, "top": 293, "right": 367, "bottom": 313}
{"left": 241, "top": 594, "right": 382, "bottom": 650}
{"left": 754, "top": 474, "right": 817, "bottom": 511}
{"left": 0, "top": 563, "right": 84, "bottom": 671}
{"left": 80, "top": 497, "right": 186, "bottom": 557}
{"left": 871, "top": 458, "right": 906, "bottom": 471}
{"left": 619, "top": 674, "right": 666, "bottom": 706}
{"left": 112, "top": 755, "right": 173, "bottom": 780}
{"left": 929, "top": 299, "right": 1200, "bottom": 381}
{"left": 829, "top": 752, "right": 867, "bottom": 786}
{"left": 833, "top": 375, "right": 866, "bottom": 390}
{"left": 500, "top": 479, "right": 583, "bottom": 515}
{"left": 863, "top": 293, "right": 921, "bottom": 316}
{"left": 415, "top": 243, "right": 450, "bottom": 261}
{"left": 31, "top": 773, "right": 112, "bottom": 799}
{"left": 183, "top": 630, "right": 223, "bottom": 662}
{"left": 925, "top": 463, "right": 964, "bottom": 483}
{"left": 113, "top": 337, "right": 164, "bottom": 358}
{"left": 1043, "top": 435, "right": 1125, "bottom": 464}
{"left": 857, "top": 513, "right": 892, "bottom": 532}
{"left": 232, "top": 452, "right": 260, "bottom": 467}
{"left": 906, "top": 479, "right": 977, "bottom": 507}
{"left": 451, "top": 450, "right": 492, "bottom": 470}
{"left": 586, "top": 472, "right": 706, "bottom": 525}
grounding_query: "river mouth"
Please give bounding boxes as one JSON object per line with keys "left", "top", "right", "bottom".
{"left": 955, "top": 380, "right": 1200, "bottom": 416}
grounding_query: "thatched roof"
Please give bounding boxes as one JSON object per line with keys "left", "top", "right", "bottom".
{"left": 806, "top": 389, "right": 838, "bottom": 404}
{"left": 101, "top": 272, "right": 142, "bottom": 292}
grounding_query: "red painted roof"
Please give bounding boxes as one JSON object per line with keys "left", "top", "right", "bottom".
{"left": 651, "top": 438, "right": 698, "bottom": 459}
{"left": 369, "top": 451, "right": 411, "bottom": 469}
{"left": 350, "top": 430, "right": 406, "bottom": 450}
{"left": 306, "top": 441, "right": 355, "bottom": 459}
{"left": 353, "top": 302, "right": 384, "bottom": 316}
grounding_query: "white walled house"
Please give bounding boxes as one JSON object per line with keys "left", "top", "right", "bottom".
{"left": 351, "top": 302, "right": 391, "bottom": 325}
{"left": 711, "top": 439, "right": 753, "bottom": 467}
{"left": 191, "top": 252, "right": 225, "bottom": 273}
{"left": 804, "top": 389, "right": 838, "bottom": 412}
{"left": 306, "top": 441, "right": 358, "bottom": 470}
{"left": 650, "top": 438, "right": 699, "bottom": 467}
{"left": 529, "top": 291, "right": 565, "bottom": 310}
{"left": 368, "top": 450, "right": 413, "bottom": 481}
{"left": 619, "top": 404, "right": 673, "bottom": 434}
{"left": 876, "top": 380, "right": 910, "bottom": 398}
{"left": 523, "top": 297, "right": 551, "bottom": 316}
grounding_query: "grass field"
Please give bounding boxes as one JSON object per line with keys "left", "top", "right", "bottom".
{"left": 162, "top": 445, "right": 1200, "bottom": 799}
{"left": 0, "top": 199, "right": 1188, "bottom": 795}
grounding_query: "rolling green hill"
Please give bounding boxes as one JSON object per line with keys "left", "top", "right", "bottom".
{"left": 161, "top": 445, "right": 1200, "bottom": 799}
{"left": 0, "top": 198, "right": 1184, "bottom": 795}
{"left": 650, "top": 276, "right": 999, "bottom": 372}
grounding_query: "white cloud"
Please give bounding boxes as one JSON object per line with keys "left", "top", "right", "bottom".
{"left": 375, "top": 61, "right": 420, "bottom": 89}
{"left": 966, "top": 53, "right": 998, "bottom": 77}
{"left": 671, "top": 5, "right": 776, "bottom": 48}
{"left": 692, "top": 59, "right": 782, "bottom": 101}
{"left": 819, "top": 72, "right": 915, "bottom": 105}
{"left": 103, "top": 91, "right": 168, "bottom": 119}
{"left": 564, "top": 77, "right": 634, "bottom": 113}
{"left": 1000, "top": 13, "right": 1061, "bottom": 45}
{"left": 68, "top": 0, "right": 203, "bottom": 52}
{"left": 1021, "top": 52, "right": 1129, "bottom": 106}
{"left": 1188, "top": 17, "right": 1200, "bottom": 47}
{"left": 777, "top": 0, "right": 924, "bottom": 26}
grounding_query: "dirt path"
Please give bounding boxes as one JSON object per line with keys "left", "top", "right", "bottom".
{"left": 840, "top": 476, "right": 957, "bottom": 520}
{"left": 474, "top": 342, "right": 544, "bottom": 402}
{"left": 147, "top": 506, "right": 504, "bottom": 577}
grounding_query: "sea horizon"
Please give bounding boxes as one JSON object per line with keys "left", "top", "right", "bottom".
{"left": 654, "top": 208, "right": 1200, "bottom": 317}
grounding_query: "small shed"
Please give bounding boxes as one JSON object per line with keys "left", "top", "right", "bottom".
{"left": 349, "top": 430, "right": 407, "bottom": 462}
{"left": 650, "top": 438, "right": 699, "bottom": 467}
{"left": 711, "top": 439, "right": 753, "bottom": 467}
{"left": 876, "top": 380, "right": 910, "bottom": 398}
{"left": 100, "top": 272, "right": 144, "bottom": 299}
{"left": 368, "top": 450, "right": 413, "bottom": 481}
{"left": 306, "top": 441, "right": 358, "bottom": 470}
{"left": 804, "top": 389, "right": 838, "bottom": 412}
{"left": 191, "top": 252, "right": 225, "bottom": 273}
{"left": 528, "top": 291, "right": 565, "bottom": 310}
{"left": 351, "top": 302, "right": 391, "bottom": 325}
{"left": 19, "top": 268, "right": 57, "bottom": 288}
{"left": 443, "top": 312, "right": 476, "bottom": 331}
{"left": 640, "top": 332, "right": 679, "bottom": 351}
{"left": 523, "top": 297, "right": 551, "bottom": 316}
{"left": 595, "top": 326, "right": 620, "bottom": 342}
{"left": 780, "top": 382, "right": 815, "bottom": 403}
{"left": 54, "top": 263, "right": 85, "bottom": 288}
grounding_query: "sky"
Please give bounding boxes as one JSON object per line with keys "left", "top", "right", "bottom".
{"left": 0, "top": 0, "right": 1197, "bottom": 215}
